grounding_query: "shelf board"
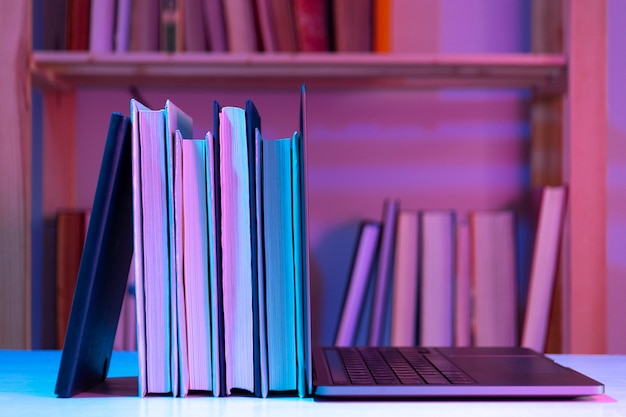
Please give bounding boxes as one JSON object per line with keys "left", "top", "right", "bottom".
{"left": 31, "top": 52, "right": 567, "bottom": 93}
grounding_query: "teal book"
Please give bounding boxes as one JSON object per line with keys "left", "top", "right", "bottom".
{"left": 259, "top": 132, "right": 299, "bottom": 393}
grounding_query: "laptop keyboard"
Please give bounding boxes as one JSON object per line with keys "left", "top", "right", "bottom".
{"left": 327, "top": 347, "right": 475, "bottom": 385}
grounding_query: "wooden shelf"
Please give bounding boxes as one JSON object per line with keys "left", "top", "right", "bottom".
{"left": 31, "top": 52, "right": 567, "bottom": 93}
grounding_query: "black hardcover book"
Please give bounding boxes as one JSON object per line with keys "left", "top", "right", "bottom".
{"left": 245, "top": 99, "right": 263, "bottom": 398}
{"left": 211, "top": 100, "right": 227, "bottom": 395}
{"left": 55, "top": 113, "right": 134, "bottom": 398}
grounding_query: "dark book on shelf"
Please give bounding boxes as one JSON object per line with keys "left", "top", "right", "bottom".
{"left": 368, "top": 198, "right": 399, "bottom": 346}
{"left": 335, "top": 221, "right": 381, "bottom": 347}
{"left": 55, "top": 113, "right": 133, "bottom": 398}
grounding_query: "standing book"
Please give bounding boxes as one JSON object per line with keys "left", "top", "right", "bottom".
{"left": 522, "top": 186, "right": 567, "bottom": 352}
{"left": 368, "top": 199, "right": 399, "bottom": 346}
{"left": 173, "top": 133, "right": 214, "bottom": 395}
{"left": 258, "top": 131, "right": 301, "bottom": 393}
{"left": 419, "top": 210, "right": 455, "bottom": 346}
{"left": 390, "top": 210, "right": 419, "bottom": 346}
{"left": 335, "top": 221, "right": 381, "bottom": 347}
{"left": 130, "top": 99, "right": 192, "bottom": 396}
{"left": 55, "top": 113, "right": 133, "bottom": 398}
{"left": 470, "top": 210, "right": 518, "bottom": 347}
{"left": 214, "top": 103, "right": 258, "bottom": 395}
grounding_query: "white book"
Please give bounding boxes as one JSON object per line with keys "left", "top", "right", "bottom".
{"left": 180, "top": 136, "right": 213, "bottom": 392}
{"left": 131, "top": 102, "right": 171, "bottom": 395}
{"left": 219, "top": 106, "right": 255, "bottom": 394}
{"left": 470, "top": 210, "right": 518, "bottom": 347}
{"left": 522, "top": 186, "right": 567, "bottom": 352}
{"left": 390, "top": 210, "right": 419, "bottom": 347}
{"left": 419, "top": 211, "right": 455, "bottom": 346}
{"left": 454, "top": 219, "right": 472, "bottom": 347}
{"left": 130, "top": 99, "right": 192, "bottom": 397}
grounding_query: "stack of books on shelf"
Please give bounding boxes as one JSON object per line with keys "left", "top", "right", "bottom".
{"left": 55, "top": 88, "right": 309, "bottom": 398}
{"left": 335, "top": 187, "right": 567, "bottom": 352}
{"left": 42, "top": 0, "right": 437, "bottom": 54}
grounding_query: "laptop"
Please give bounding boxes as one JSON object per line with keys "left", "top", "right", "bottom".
{"left": 311, "top": 346, "right": 604, "bottom": 398}
{"left": 295, "top": 86, "right": 604, "bottom": 399}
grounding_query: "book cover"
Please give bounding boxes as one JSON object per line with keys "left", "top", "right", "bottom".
{"left": 164, "top": 100, "right": 193, "bottom": 397}
{"left": 390, "top": 210, "right": 419, "bottom": 347}
{"left": 522, "top": 186, "right": 567, "bottom": 352}
{"left": 160, "top": 0, "right": 184, "bottom": 52}
{"left": 295, "top": 85, "right": 311, "bottom": 396}
{"left": 129, "top": 0, "right": 160, "bottom": 51}
{"left": 54, "top": 113, "right": 133, "bottom": 398}
{"left": 211, "top": 101, "right": 227, "bottom": 396}
{"left": 183, "top": 0, "right": 208, "bottom": 51}
{"left": 222, "top": 0, "right": 259, "bottom": 52}
{"left": 131, "top": 98, "right": 193, "bottom": 396}
{"left": 269, "top": 0, "right": 299, "bottom": 52}
{"left": 202, "top": 0, "right": 228, "bottom": 51}
{"left": 66, "top": 0, "right": 91, "bottom": 50}
{"left": 260, "top": 132, "right": 299, "bottom": 392}
{"left": 368, "top": 198, "right": 399, "bottom": 346}
{"left": 294, "top": 0, "right": 330, "bottom": 52}
{"left": 335, "top": 221, "right": 381, "bottom": 347}
{"left": 419, "top": 210, "right": 455, "bottom": 346}
{"left": 114, "top": 0, "right": 132, "bottom": 52}
{"left": 470, "top": 210, "right": 518, "bottom": 347}
{"left": 89, "top": 0, "right": 116, "bottom": 52}
{"left": 176, "top": 134, "right": 214, "bottom": 394}
{"left": 218, "top": 105, "right": 256, "bottom": 395}
{"left": 333, "top": 0, "right": 372, "bottom": 52}
{"left": 245, "top": 100, "right": 263, "bottom": 398}
{"left": 454, "top": 219, "right": 472, "bottom": 347}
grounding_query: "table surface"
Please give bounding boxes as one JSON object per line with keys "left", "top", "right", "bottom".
{"left": 1, "top": 350, "right": 625, "bottom": 417}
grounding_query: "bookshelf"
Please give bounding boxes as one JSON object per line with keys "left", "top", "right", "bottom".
{"left": 31, "top": 52, "right": 566, "bottom": 91}
{"left": 0, "top": 0, "right": 609, "bottom": 353}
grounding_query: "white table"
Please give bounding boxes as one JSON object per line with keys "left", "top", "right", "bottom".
{"left": 1, "top": 350, "right": 624, "bottom": 417}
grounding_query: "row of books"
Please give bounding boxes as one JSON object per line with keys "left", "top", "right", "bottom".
{"left": 335, "top": 186, "right": 567, "bottom": 352}
{"left": 42, "top": 0, "right": 426, "bottom": 54}
{"left": 130, "top": 91, "right": 308, "bottom": 397}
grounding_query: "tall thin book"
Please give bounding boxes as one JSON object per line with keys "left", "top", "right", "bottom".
{"left": 522, "top": 186, "right": 567, "bottom": 352}
{"left": 470, "top": 210, "right": 518, "bottom": 347}
{"left": 335, "top": 221, "right": 381, "bottom": 347}
{"left": 419, "top": 210, "right": 455, "bottom": 346}
{"left": 258, "top": 131, "right": 301, "bottom": 393}
{"left": 390, "top": 210, "right": 419, "bottom": 347}
{"left": 368, "top": 199, "right": 399, "bottom": 346}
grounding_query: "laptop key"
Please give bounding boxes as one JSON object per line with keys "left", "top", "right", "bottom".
{"left": 325, "top": 349, "right": 349, "bottom": 385}
{"left": 422, "top": 374, "right": 451, "bottom": 385}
